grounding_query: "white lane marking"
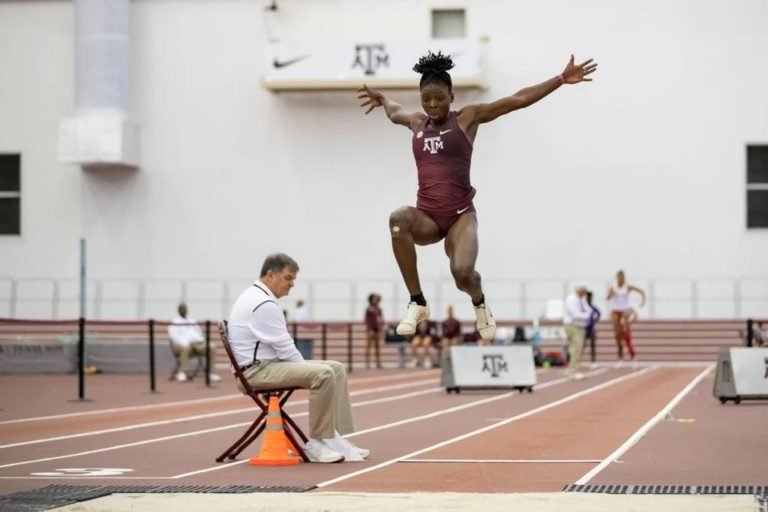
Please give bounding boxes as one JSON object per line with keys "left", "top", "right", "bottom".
{"left": 168, "top": 369, "right": 608, "bottom": 479}
{"left": 342, "top": 370, "right": 606, "bottom": 439}
{"left": 315, "top": 367, "right": 656, "bottom": 488}
{"left": 0, "top": 371, "right": 436, "bottom": 426}
{"left": 0, "top": 378, "right": 439, "bottom": 449}
{"left": 574, "top": 364, "right": 714, "bottom": 485}
{"left": 400, "top": 459, "right": 602, "bottom": 464}
{"left": 0, "top": 386, "right": 445, "bottom": 470}
{"left": 30, "top": 468, "right": 133, "bottom": 477}
{"left": 0, "top": 394, "right": 243, "bottom": 425}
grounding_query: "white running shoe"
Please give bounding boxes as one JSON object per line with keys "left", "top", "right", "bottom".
{"left": 175, "top": 371, "right": 188, "bottom": 382}
{"left": 396, "top": 302, "right": 430, "bottom": 336}
{"left": 474, "top": 304, "right": 496, "bottom": 341}
{"left": 304, "top": 440, "right": 345, "bottom": 464}
{"left": 208, "top": 373, "right": 222, "bottom": 382}
{"left": 356, "top": 446, "right": 371, "bottom": 459}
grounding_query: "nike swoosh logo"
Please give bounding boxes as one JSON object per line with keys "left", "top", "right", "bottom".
{"left": 456, "top": 206, "right": 470, "bottom": 214}
{"left": 439, "top": 129, "right": 452, "bottom": 135}
{"left": 273, "top": 55, "right": 309, "bottom": 69}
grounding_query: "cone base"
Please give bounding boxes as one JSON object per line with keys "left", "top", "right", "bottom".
{"left": 249, "top": 456, "right": 300, "bottom": 466}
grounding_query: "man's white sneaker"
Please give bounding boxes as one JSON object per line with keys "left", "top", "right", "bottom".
{"left": 474, "top": 304, "right": 496, "bottom": 341}
{"left": 304, "top": 440, "right": 345, "bottom": 463}
{"left": 396, "top": 302, "right": 430, "bottom": 336}
{"left": 208, "top": 373, "right": 222, "bottom": 382}
{"left": 356, "top": 446, "right": 371, "bottom": 459}
{"left": 175, "top": 371, "right": 188, "bottom": 382}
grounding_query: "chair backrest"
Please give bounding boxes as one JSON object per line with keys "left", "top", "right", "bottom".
{"left": 217, "top": 320, "right": 254, "bottom": 393}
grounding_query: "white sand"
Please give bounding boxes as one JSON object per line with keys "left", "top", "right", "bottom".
{"left": 53, "top": 491, "right": 759, "bottom": 512}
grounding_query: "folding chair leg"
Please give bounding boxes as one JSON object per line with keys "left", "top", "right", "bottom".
{"left": 282, "top": 412, "right": 309, "bottom": 443}
{"left": 229, "top": 422, "right": 266, "bottom": 460}
{"left": 215, "top": 412, "right": 266, "bottom": 462}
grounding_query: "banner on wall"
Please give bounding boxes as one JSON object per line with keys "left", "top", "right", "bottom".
{"left": 261, "top": 39, "right": 484, "bottom": 91}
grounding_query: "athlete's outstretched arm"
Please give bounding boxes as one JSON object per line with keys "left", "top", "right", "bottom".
{"left": 358, "top": 84, "right": 425, "bottom": 129}
{"left": 460, "top": 55, "right": 597, "bottom": 126}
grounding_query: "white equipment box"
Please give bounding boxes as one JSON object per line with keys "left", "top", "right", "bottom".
{"left": 713, "top": 347, "right": 768, "bottom": 404}
{"left": 441, "top": 345, "right": 537, "bottom": 394}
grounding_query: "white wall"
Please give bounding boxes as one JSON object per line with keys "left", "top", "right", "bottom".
{"left": 1, "top": 0, "right": 766, "bottom": 319}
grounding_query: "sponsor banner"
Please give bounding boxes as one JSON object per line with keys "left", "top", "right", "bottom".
{"left": 729, "top": 347, "right": 768, "bottom": 395}
{"left": 449, "top": 345, "right": 537, "bottom": 387}
{"left": 262, "top": 39, "right": 483, "bottom": 90}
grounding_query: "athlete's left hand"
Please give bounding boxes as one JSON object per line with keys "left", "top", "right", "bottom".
{"left": 561, "top": 54, "right": 598, "bottom": 84}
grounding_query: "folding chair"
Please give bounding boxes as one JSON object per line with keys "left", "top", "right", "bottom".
{"left": 215, "top": 320, "right": 309, "bottom": 463}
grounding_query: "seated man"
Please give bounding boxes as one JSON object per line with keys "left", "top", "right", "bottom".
{"left": 227, "top": 253, "right": 369, "bottom": 463}
{"left": 168, "top": 303, "right": 221, "bottom": 382}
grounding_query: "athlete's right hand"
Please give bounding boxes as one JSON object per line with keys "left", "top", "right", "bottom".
{"left": 357, "top": 84, "right": 384, "bottom": 114}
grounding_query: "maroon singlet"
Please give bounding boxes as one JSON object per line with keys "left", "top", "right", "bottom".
{"left": 411, "top": 111, "right": 476, "bottom": 220}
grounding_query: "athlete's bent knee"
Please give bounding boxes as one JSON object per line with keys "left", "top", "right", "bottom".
{"left": 389, "top": 208, "right": 413, "bottom": 237}
{"left": 451, "top": 265, "right": 477, "bottom": 290}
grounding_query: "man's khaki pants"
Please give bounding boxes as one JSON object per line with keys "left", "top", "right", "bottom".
{"left": 240, "top": 359, "right": 354, "bottom": 440}
{"left": 564, "top": 325, "right": 585, "bottom": 374}
{"left": 172, "top": 342, "right": 207, "bottom": 374}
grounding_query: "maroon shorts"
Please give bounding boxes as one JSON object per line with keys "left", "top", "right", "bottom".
{"left": 421, "top": 203, "right": 476, "bottom": 238}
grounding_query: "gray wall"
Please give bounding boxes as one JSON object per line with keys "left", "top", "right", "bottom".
{"left": 1, "top": 0, "right": 766, "bottom": 321}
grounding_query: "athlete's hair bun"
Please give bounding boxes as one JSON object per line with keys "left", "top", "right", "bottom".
{"left": 413, "top": 51, "right": 454, "bottom": 75}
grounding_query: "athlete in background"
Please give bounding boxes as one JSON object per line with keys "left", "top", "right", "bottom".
{"left": 607, "top": 270, "right": 646, "bottom": 364}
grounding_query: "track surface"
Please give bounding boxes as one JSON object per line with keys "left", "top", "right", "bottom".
{"left": 0, "top": 363, "right": 764, "bottom": 498}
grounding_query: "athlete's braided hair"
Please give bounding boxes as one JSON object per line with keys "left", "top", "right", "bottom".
{"left": 413, "top": 51, "right": 454, "bottom": 90}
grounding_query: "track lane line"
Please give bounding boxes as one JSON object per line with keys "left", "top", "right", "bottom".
{"left": 314, "top": 367, "right": 656, "bottom": 489}
{"left": 0, "top": 378, "right": 441, "bottom": 449}
{"left": 0, "top": 370, "right": 438, "bottom": 426}
{"left": 574, "top": 364, "right": 714, "bottom": 485}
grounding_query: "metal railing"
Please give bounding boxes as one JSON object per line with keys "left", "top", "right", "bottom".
{"left": 0, "top": 276, "right": 766, "bottom": 321}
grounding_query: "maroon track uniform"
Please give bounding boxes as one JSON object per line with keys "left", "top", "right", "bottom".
{"left": 411, "top": 111, "right": 476, "bottom": 236}
{"left": 441, "top": 318, "right": 461, "bottom": 339}
{"left": 365, "top": 306, "right": 383, "bottom": 333}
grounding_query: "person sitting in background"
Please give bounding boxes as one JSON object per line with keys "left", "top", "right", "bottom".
{"left": 440, "top": 305, "right": 462, "bottom": 350}
{"left": 410, "top": 319, "right": 435, "bottom": 368}
{"left": 737, "top": 321, "right": 767, "bottom": 347}
{"left": 754, "top": 321, "right": 767, "bottom": 346}
{"left": 168, "top": 303, "right": 221, "bottom": 383}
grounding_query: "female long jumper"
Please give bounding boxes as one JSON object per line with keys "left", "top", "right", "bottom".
{"left": 359, "top": 52, "right": 597, "bottom": 340}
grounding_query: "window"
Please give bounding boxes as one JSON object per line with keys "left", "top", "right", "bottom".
{"left": 431, "top": 9, "right": 466, "bottom": 39}
{"left": 0, "top": 154, "right": 21, "bottom": 235}
{"left": 747, "top": 145, "right": 768, "bottom": 229}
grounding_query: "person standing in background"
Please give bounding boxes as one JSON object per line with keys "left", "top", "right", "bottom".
{"left": 585, "top": 291, "right": 601, "bottom": 364}
{"left": 364, "top": 293, "right": 384, "bottom": 369}
{"left": 607, "top": 270, "right": 646, "bottom": 365}
{"left": 563, "top": 285, "right": 591, "bottom": 380}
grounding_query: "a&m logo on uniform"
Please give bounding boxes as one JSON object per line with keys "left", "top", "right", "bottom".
{"left": 423, "top": 136, "right": 444, "bottom": 154}
{"left": 482, "top": 354, "right": 508, "bottom": 378}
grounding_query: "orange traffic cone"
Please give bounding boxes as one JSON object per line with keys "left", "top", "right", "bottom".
{"left": 249, "top": 395, "right": 301, "bottom": 466}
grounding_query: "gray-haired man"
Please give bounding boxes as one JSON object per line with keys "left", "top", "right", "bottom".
{"left": 228, "top": 253, "right": 369, "bottom": 463}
